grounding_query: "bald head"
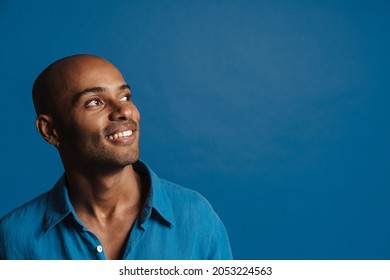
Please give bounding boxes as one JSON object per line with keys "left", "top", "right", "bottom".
{"left": 32, "top": 54, "right": 118, "bottom": 116}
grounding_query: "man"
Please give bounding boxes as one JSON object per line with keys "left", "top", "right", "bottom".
{"left": 0, "top": 54, "right": 232, "bottom": 260}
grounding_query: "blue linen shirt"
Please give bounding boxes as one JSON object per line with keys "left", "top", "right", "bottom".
{"left": 0, "top": 161, "right": 232, "bottom": 260}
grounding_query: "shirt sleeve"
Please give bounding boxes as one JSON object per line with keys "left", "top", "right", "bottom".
{"left": 207, "top": 214, "right": 233, "bottom": 260}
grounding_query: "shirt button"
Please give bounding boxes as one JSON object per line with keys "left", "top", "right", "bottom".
{"left": 96, "top": 245, "right": 103, "bottom": 253}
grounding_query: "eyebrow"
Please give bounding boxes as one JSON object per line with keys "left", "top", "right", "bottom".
{"left": 72, "top": 84, "right": 131, "bottom": 104}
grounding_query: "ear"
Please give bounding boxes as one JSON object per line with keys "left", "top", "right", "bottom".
{"left": 35, "top": 114, "right": 59, "bottom": 146}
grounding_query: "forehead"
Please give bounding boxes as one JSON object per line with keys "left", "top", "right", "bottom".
{"left": 58, "top": 57, "right": 126, "bottom": 92}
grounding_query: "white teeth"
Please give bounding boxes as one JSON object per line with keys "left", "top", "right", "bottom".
{"left": 124, "top": 130, "right": 133, "bottom": 137}
{"left": 107, "top": 130, "right": 133, "bottom": 140}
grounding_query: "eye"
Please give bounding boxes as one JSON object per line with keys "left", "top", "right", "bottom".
{"left": 120, "top": 93, "right": 132, "bottom": 102}
{"left": 85, "top": 98, "right": 103, "bottom": 107}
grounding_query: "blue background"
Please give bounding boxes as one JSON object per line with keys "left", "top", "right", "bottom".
{"left": 0, "top": 0, "right": 389, "bottom": 259}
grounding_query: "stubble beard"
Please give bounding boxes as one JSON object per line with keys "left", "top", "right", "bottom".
{"left": 65, "top": 134, "right": 140, "bottom": 175}
{"left": 87, "top": 139, "right": 140, "bottom": 173}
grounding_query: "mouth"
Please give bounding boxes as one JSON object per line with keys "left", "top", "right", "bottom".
{"left": 105, "top": 129, "right": 134, "bottom": 140}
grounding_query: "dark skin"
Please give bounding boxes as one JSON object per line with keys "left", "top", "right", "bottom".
{"left": 35, "top": 55, "right": 146, "bottom": 259}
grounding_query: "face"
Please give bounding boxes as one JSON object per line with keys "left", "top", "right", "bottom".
{"left": 46, "top": 56, "right": 141, "bottom": 173}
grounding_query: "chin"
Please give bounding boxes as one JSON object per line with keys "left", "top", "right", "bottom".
{"left": 118, "top": 150, "right": 140, "bottom": 166}
{"left": 82, "top": 148, "right": 140, "bottom": 171}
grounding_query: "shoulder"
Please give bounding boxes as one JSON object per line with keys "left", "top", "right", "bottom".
{"left": 0, "top": 192, "right": 49, "bottom": 259}
{"left": 158, "top": 179, "right": 233, "bottom": 259}
{"left": 159, "top": 178, "right": 216, "bottom": 215}
{"left": 0, "top": 191, "right": 49, "bottom": 226}
{"left": 157, "top": 178, "right": 227, "bottom": 233}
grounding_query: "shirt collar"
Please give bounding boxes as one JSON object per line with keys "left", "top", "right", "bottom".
{"left": 133, "top": 161, "right": 175, "bottom": 228}
{"left": 44, "top": 175, "right": 75, "bottom": 233}
{"left": 44, "top": 160, "right": 175, "bottom": 232}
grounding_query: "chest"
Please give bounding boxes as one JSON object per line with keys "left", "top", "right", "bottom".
{"left": 30, "top": 215, "right": 208, "bottom": 259}
{"left": 80, "top": 213, "right": 138, "bottom": 260}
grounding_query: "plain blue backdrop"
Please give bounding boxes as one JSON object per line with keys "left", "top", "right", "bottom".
{"left": 0, "top": 0, "right": 389, "bottom": 259}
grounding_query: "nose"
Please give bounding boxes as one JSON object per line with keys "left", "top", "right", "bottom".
{"left": 108, "top": 100, "right": 133, "bottom": 121}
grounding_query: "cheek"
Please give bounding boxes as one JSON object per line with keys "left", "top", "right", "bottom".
{"left": 58, "top": 115, "right": 105, "bottom": 144}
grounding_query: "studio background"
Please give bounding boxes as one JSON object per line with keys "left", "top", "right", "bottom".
{"left": 0, "top": 0, "right": 389, "bottom": 259}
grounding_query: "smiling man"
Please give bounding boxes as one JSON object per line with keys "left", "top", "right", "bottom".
{"left": 0, "top": 54, "right": 232, "bottom": 260}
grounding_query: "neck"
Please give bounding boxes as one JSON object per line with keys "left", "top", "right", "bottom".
{"left": 65, "top": 164, "right": 145, "bottom": 221}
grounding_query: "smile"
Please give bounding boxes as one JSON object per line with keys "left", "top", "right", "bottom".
{"left": 106, "top": 129, "right": 133, "bottom": 140}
